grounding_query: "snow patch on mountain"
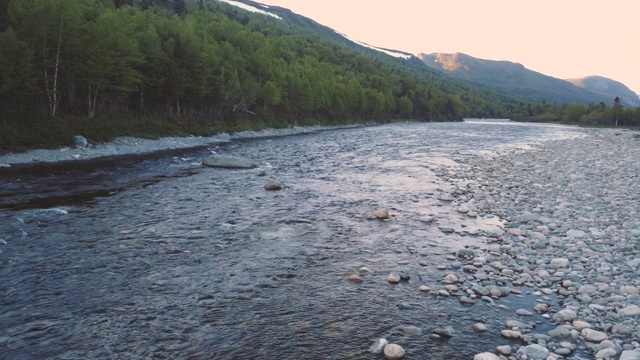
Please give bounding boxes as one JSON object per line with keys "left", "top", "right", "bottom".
{"left": 218, "top": 0, "right": 282, "bottom": 20}
{"left": 340, "top": 33, "right": 412, "bottom": 59}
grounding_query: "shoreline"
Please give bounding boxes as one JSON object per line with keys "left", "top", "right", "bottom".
{"left": 0, "top": 124, "right": 364, "bottom": 168}
{"left": 438, "top": 128, "right": 640, "bottom": 358}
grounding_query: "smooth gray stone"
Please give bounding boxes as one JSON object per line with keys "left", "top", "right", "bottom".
{"left": 202, "top": 155, "right": 258, "bottom": 169}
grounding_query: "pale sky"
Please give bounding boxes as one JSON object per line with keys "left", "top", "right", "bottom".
{"left": 258, "top": 0, "right": 640, "bottom": 95}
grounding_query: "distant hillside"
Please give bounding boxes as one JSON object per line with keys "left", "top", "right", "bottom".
{"left": 566, "top": 76, "right": 640, "bottom": 108}
{"left": 417, "top": 52, "right": 632, "bottom": 107}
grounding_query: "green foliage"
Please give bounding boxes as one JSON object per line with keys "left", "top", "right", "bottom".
{"left": 6, "top": 0, "right": 632, "bottom": 152}
{"left": 511, "top": 97, "right": 640, "bottom": 126}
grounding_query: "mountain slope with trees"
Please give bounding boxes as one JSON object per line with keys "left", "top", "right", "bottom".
{"left": 0, "top": 0, "right": 527, "bottom": 152}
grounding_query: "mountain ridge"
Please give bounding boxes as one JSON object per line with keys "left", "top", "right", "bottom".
{"left": 418, "top": 52, "right": 638, "bottom": 107}
{"left": 566, "top": 75, "right": 640, "bottom": 107}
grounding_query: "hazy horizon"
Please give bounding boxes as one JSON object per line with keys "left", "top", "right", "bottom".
{"left": 258, "top": 0, "right": 640, "bottom": 96}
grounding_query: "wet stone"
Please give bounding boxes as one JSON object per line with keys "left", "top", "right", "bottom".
{"left": 264, "top": 181, "right": 284, "bottom": 190}
{"left": 383, "top": 343, "right": 405, "bottom": 360}
{"left": 369, "top": 338, "right": 388, "bottom": 354}
{"left": 388, "top": 273, "right": 401, "bottom": 284}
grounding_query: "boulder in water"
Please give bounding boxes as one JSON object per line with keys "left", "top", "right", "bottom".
{"left": 202, "top": 155, "right": 258, "bottom": 169}
{"left": 74, "top": 135, "right": 89, "bottom": 149}
{"left": 383, "top": 343, "right": 405, "bottom": 360}
{"left": 369, "top": 209, "right": 389, "bottom": 220}
{"left": 264, "top": 181, "right": 284, "bottom": 191}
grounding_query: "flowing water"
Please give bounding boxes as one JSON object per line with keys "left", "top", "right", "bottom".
{"left": 0, "top": 121, "right": 583, "bottom": 359}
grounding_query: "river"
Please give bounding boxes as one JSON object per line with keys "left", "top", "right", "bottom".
{"left": 0, "top": 121, "right": 584, "bottom": 359}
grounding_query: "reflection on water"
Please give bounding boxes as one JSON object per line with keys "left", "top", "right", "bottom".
{"left": 0, "top": 122, "right": 583, "bottom": 359}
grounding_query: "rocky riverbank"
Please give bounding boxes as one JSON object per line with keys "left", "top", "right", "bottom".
{"left": 0, "top": 125, "right": 362, "bottom": 167}
{"left": 430, "top": 128, "right": 640, "bottom": 359}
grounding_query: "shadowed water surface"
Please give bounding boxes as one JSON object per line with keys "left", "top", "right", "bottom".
{"left": 0, "top": 122, "right": 582, "bottom": 359}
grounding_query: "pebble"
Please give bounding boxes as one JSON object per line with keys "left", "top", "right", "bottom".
{"left": 581, "top": 328, "right": 608, "bottom": 342}
{"left": 388, "top": 273, "right": 401, "bottom": 284}
{"left": 554, "top": 309, "right": 577, "bottom": 321}
{"left": 595, "top": 347, "right": 618, "bottom": 358}
{"left": 518, "top": 344, "right": 549, "bottom": 359}
{"left": 473, "top": 323, "right": 487, "bottom": 332}
{"left": 473, "top": 352, "right": 501, "bottom": 360}
{"left": 369, "top": 338, "right": 388, "bottom": 354}
{"left": 501, "top": 330, "right": 522, "bottom": 339}
{"left": 619, "top": 305, "right": 640, "bottom": 317}
{"left": 373, "top": 209, "right": 390, "bottom": 219}
{"left": 496, "top": 345, "right": 512, "bottom": 355}
{"left": 383, "top": 343, "right": 405, "bottom": 360}
{"left": 619, "top": 350, "right": 640, "bottom": 360}
{"left": 264, "top": 181, "right": 284, "bottom": 190}
{"left": 516, "top": 309, "right": 533, "bottom": 316}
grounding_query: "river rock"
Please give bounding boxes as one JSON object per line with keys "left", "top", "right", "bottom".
{"left": 496, "top": 345, "right": 512, "bottom": 355}
{"left": 383, "top": 343, "right": 405, "bottom": 360}
{"left": 619, "top": 350, "right": 640, "bottom": 360}
{"left": 572, "top": 320, "right": 592, "bottom": 331}
{"left": 74, "top": 135, "right": 89, "bottom": 148}
{"left": 347, "top": 274, "right": 363, "bottom": 283}
{"left": 264, "top": 181, "right": 284, "bottom": 190}
{"left": 554, "top": 309, "right": 577, "bottom": 321}
{"left": 501, "top": 330, "right": 522, "bottom": 339}
{"left": 618, "top": 305, "right": 640, "bottom": 316}
{"left": 202, "top": 155, "right": 258, "bottom": 169}
{"left": 518, "top": 344, "right": 549, "bottom": 359}
{"left": 620, "top": 286, "right": 639, "bottom": 295}
{"left": 372, "top": 209, "right": 390, "bottom": 219}
{"left": 474, "top": 352, "right": 500, "bottom": 360}
{"left": 400, "top": 325, "right": 422, "bottom": 336}
{"left": 433, "top": 327, "right": 454, "bottom": 337}
{"left": 458, "top": 249, "right": 475, "bottom": 258}
{"left": 388, "top": 273, "right": 401, "bottom": 284}
{"left": 473, "top": 323, "right": 487, "bottom": 332}
{"left": 595, "top": 347, "right": 617, "bottom": 358}
{"left": 443, "top": 273, "right": 458, "bottom": 283}
{"left": 369, "top": 338, "right": 388, "bottom": 354}
{"left": 550, "top": 258, "right": 570, "bottom": 268}
{"left": 581, "top": 328, "right": 608, "bottom": 342}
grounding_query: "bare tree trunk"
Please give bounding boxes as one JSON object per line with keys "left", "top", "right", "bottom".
{"left": 88, "top": 84, "right": 99, "bottom": 118}
{"left": 44, "top": 21, "right": 64, "bottom": 119}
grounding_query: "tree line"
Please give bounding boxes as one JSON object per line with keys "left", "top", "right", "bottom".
{"left": 0, "top": 0, "right": 527, "bottom": 151}
{"left": 511, "top": 96, "right": 640, "bottom": 127}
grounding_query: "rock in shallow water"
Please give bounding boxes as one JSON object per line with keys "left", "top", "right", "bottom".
{"left": 202, "top": 155, "right": 258, "bottom": 168}
{"left": 372, "top": 209, "right": 390, "bottom": 219}
{"left": 388, "top": 273, "right": 401, "bottom": 284}
{"left": 264, "top": 181, "right": 284, "bottom": 190}
{"left": 384, "top": 343, "right": 405, "bottom": 360}
{"left": 518, "top": 344, "right": 549, "bottom": 360}
{"left": 369, "top": 338, "right": 388, "bottom": 354}
{"left": 474, "top": 352, "right": 500, "bottom": 360}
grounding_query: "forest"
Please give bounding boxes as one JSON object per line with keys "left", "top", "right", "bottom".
{"left": 511, "top": 97, "right": 640, "bottom": 127}
{"left": 0, "top": 0, "right": 638, "bottom": 152}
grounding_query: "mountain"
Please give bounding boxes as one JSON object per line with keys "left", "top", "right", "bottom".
{"left": 417, "top": 52, "right": 635, "bottom": 107}
{"left": 566, "top": 76, "right": 640, "bottom": 108}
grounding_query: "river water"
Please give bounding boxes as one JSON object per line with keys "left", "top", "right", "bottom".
{"left": 0, "top": 121, "right": 583, "bottom": 359}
